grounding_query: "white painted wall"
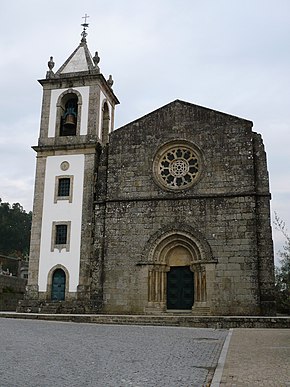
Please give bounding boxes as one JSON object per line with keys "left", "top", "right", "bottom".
{"left": 38, "top": 154, "right": 84, "bottom": 292}
{"left": 48, "top": 86, "right": 90, "bottom": 137}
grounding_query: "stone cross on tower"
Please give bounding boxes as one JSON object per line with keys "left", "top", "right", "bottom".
{"left": 81, "top": 13, "right": 90, "bottom": 42}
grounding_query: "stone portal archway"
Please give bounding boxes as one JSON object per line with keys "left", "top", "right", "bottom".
{"left": 145, "top": 229, "right": 214, "bottom": 313}
{"left": 46, "top": 264, "right": 70, "bottom": 301}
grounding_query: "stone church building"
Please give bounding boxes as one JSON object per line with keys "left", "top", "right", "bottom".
{"left": 20, "top": 31, "right": 276, "bottom": 316}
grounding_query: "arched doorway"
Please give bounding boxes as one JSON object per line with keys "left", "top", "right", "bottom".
{"left": 146, "top": 229, "right": 214, "bottom": 313}
{"left": 51, "top": 269, "right": 66, "bottom": 301}
{"left": 166, "top": 245, "right": 194, "bottom": 310}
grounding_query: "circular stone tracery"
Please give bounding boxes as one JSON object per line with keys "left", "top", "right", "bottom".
{"left": 155, "top": 143, "right": 201, "bottom": 190}
{"left": 170, "top": 159, "right": 189, "bottom": 176}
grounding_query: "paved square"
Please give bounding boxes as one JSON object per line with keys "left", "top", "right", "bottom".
{"left": 0, "top": 319, "right": 228, "bottom": 386}
{"left": 220, "top": 328, "right": 290, "bottom": 386}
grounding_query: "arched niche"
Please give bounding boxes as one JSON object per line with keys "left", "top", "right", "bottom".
{"left": 101, "top": 101, "right": 110, "bottom": 144}
{"left": 55, "top": 89, "right": 83, "bottom": 137}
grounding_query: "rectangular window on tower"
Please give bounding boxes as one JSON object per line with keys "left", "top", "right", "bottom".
{"left": 54, "top": 176, "right": 74, "bottom": 203}
{"left": 55, "top": 224, "right": 67, "bottom": 244}
{"left": 58, "top": 178, "right": 70, "bottom": 196}
{"left": 51, "top": 221, "right": 71, "bottom": 252}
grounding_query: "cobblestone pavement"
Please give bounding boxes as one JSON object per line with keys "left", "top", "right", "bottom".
{"left": 220, "top": 328, "right": 290, "bottom": 386}
{"left": 0, "top": 319, "right": 227, "bottom": 387}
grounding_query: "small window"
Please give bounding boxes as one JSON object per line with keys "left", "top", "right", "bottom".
{"left": 58, "top": 178, "right": 70, "bottom": 197}
{"left": 51, "top": 221, "right": 71, "bottom": 252}
{"left": 54, "top": 176, "right": 73, "bottom": 203}
{"left": 55, "top": 225, "right": 67, "bottom": 245}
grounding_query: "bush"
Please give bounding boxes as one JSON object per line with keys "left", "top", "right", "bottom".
{"left": 274, "top": 213, "right": 290, "bottom": 315}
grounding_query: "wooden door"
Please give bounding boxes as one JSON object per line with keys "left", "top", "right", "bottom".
{"left": 167, "top": 266, "right": 194, "bottom": 309}
{"left": 51, "top": 269, "right": 66, "bottom": 301}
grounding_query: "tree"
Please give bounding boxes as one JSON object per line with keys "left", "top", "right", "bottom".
{"left": 274, "top": 213, "right": 290, "bottom": 314}
{"left": 0, "top": 199, "right": 32, "bottom": 258}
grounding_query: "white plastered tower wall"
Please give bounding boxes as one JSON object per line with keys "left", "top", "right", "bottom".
{"left": 24, "top": 32, "right": 119, "bottom": 306}
{"left": 38, "top": 154, "right": 84, "bottom": 293}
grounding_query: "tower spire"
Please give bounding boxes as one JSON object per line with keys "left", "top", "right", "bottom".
{"left": 81, "top": 13, "right": 90, "bottom": 42}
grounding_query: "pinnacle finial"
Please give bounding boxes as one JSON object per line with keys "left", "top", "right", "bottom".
{"left": 81, "top": 13, "right": 90, "bottom": 42}
{"left": 107, "top": 75, "right": 114, "bottom": 88}
{"left": 48, "top": 56, "right": 55, "bottom": 71}
{"left": 93, "top": 51, "right": 100, "bottom": 73}
{"left": 46, "top": 56, "right": 55, "bottom": 79}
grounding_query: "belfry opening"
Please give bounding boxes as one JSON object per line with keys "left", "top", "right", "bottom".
{"left": 60, "top": 96, "right": 78, "bottom": 136}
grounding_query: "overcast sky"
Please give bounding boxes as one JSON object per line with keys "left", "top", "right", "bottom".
{"left": 0, "top": 0, "right": 289, "bottom": 262}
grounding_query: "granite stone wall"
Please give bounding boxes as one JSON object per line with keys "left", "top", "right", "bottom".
{"left": 93, "top": 100, "right": 275, "bottom": 315}
{"left": 0, "top": 275, "right": 27, "bottom": 311}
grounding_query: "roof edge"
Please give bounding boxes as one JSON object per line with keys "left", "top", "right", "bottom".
{"left": 115, "top": 99, "right": 253, "bottom": 131}
{"left": 38, "top": 73, "right": 120, "bottom": 105}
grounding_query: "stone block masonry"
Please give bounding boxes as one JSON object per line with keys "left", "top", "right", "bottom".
{"left": 91, "top": 100, "right": 275, "bottom": 315}
{"left": 0, "top": 275, "right": 27, "bottom": 311}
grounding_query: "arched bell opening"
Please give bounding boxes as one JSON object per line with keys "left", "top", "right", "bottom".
{"left": 101, "top": 101, "right": 110, "bottom": 144}
{"left": 60, "top": 94, "right": 78, "bottom": 136}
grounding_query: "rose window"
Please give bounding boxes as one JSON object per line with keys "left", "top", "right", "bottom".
{"left": 154, "top": 143, "right": 201, "bottom": 190}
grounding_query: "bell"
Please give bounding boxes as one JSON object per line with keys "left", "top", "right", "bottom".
{"left": 63, "top": 114, "right": 76, "bottom": 128}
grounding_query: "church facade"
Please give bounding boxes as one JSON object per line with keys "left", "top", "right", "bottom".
{"left": 21, "top": 33, "right": 276, "bottom": 316}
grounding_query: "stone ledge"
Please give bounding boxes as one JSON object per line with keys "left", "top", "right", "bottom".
{"left": 0, "top": 312, "right": 289, "bottom": 329}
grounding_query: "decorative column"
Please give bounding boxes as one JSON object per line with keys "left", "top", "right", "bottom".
{"left": 147, "top": 265, "right": 167, "bottom": 312}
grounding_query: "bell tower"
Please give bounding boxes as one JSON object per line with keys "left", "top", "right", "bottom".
{"left": 24, "top": 19, "right": 119, "bottom": 311}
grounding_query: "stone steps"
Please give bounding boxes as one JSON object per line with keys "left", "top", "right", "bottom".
{"left": 1, "top": 311, "right": 289, "bottom": 329}
{"left": 38, "top": 303, "right": 63, "bottom": 314}
{"left": 17, "top": 300, "right": 100, "bottom": 314}
{"left": 191, "top": 307, "right": 211, "bottom": 316}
